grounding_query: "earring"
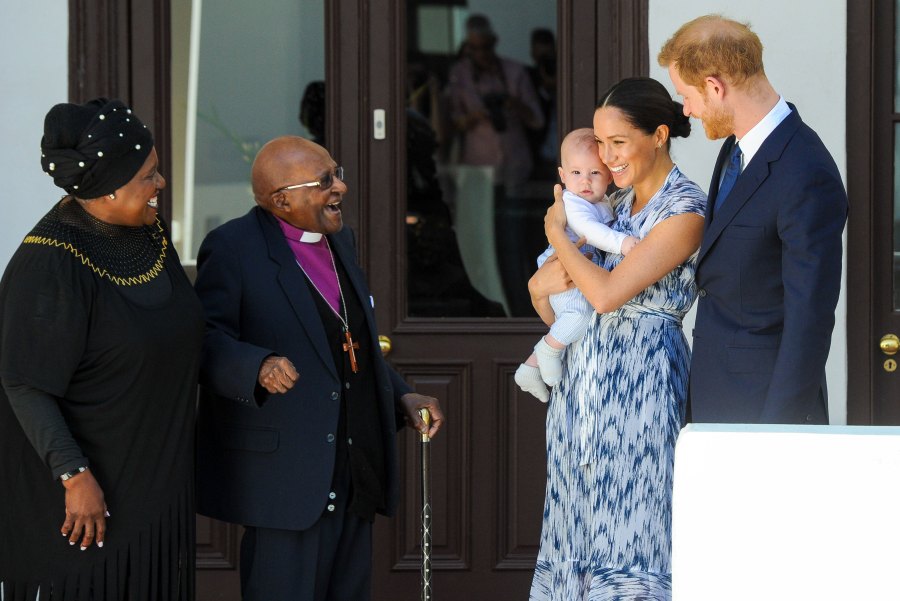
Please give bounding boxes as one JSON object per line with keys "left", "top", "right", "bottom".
{"left": 108, "top": 193, "right": 116, "bottom": 200}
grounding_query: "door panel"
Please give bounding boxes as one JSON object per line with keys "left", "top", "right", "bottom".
{"left": 195, "top": 519, "right": 242, "bottom": 599}
{"left": 362, "top": 0, "right": 554, "bottom": 596}
{"left": 847, "top": 0, "right": 900, "bottom": 423}
{"left": 881, "top": 0, "right": 900, "bottom": 417}
{"left": 373, "top": 355, "right": 549, "bottom": 598}
{"left": 353, "top": 1, "right": 648, "bottom": 598}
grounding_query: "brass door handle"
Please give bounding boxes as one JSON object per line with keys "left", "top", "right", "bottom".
{"left": 880, "top": 334, "right": 899, "bottom": 356}
{"left": 378, "top": 335, "right": 392, "bottom": 357}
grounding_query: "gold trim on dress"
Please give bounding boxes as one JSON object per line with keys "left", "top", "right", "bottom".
{"left": 23, "top": 218, "right": 168, "bottom": 286}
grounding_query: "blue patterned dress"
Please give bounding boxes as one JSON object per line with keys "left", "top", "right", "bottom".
{"left": 530, "top": 166, "right": 707, "bottom": 601}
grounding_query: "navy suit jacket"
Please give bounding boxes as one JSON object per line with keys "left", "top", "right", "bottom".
{"left": 193, "top": 206, "right": 411, "bottom": 530}
{"left": 689, "top": 105, "right": 848, "bottom": 424}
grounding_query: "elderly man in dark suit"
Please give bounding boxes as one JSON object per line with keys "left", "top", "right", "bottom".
{"left": 194, "top": 136, "right": 444, "bottom": 600}
{"left": 659, "top": 15, "right": 848, "bottom": 424}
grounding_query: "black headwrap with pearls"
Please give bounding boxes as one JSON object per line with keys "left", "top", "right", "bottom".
{"left": 40, "top": 98, "right": 154, "bottom": 199}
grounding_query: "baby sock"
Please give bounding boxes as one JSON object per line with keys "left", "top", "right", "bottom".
{"left": 534, "top": 337, "right": 564, "bottom": 386}
{"left": 514, "top": 363, "right": 549, "bottom": 403}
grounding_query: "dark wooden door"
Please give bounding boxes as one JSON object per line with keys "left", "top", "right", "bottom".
{"left": 340, "top": 1, "right": 648, "bottom": 598}
{"left": 847, "top": 0, "right": 900, "bottom": 424}
{"left": 345, "top": 3, "right": 551, "bottom": 597}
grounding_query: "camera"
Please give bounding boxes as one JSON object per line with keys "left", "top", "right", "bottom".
{"left": 481, "top": 92, "right": 508, "bottom": 132}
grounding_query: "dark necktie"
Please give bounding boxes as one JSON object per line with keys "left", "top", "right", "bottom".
{"left": 714, "top": 142, "right": 742, "bottom": 213}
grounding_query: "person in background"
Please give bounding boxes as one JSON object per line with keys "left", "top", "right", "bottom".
{"left": 406, "top": 53, "right": 506, "bottom": 317}
{"left": 0, "top": 98, "right": 202, "bottom": 600}
{"left": 527, "top": 27, "right": 559, "bottom": 179}
{"left": 446, "top": 13, "right": 545, "bottom": 316}
{"left": 658, "top": 15, "right": 848, "bottom": 424}
{"left": 194, "top": 135, "right": 444, "bottom": 601}
{"left": 299, "top": 80, "right": 325, "bottom": 146}
{"left": 447, "top": 13, "right": 545, "bottom": 183}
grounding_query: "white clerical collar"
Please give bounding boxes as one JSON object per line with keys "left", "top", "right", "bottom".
{"left": 276, "top": 216, "right": 324, "bottom": 243}
{"left": 299, "top": 231, "right": 323, "bottom": 243}
{"left": 736, "top": 96, "right": 791, "bottom": 170}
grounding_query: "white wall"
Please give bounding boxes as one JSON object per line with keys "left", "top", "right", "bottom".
{"left": 0, "top": 2, "right": 69, "bottom": 271}
{"left": 649, "top": 1, "right": 849, "bottom": 423}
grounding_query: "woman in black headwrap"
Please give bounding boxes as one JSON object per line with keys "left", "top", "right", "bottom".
{"left": 0, "top": 98, "right": 203, "bottom": 600}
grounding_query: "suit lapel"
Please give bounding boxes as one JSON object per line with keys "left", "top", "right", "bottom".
{"left": 255, "top": 208, "right": 338, "bottom": 379}
{"left": 697, "top": 107, "right": 802, "bottom": 265}
{"left": 329, "top": 229, "right": 378, "bottom": 347}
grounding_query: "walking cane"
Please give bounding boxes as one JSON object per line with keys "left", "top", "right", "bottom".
{"left": 418, "top": 408, "right": 433, "bottom": 601}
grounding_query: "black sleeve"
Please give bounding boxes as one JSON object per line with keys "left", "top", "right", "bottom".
{"left": 2, "top": 378, "right": 89, "bottom": 480}
{"left": 0, "top": 264, "right": 89, "bottom": 398}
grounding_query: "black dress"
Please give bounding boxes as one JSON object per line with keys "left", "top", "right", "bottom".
{"left": 0, "top": 198, "right": 204, "bottom": 601}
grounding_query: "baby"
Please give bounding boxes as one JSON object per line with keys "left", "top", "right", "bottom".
{"left": 515, "top": 128, "right": 639, "bottom": 402}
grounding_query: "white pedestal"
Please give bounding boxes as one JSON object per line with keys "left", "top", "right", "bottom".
{"left": 672, "top": 424, "right": 900, "bottom": 600}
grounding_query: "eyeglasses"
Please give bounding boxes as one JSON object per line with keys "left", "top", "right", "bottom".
{"left": 274, "top": 166, "right": 344, "bottom": 194}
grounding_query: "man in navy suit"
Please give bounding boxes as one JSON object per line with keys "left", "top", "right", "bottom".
{"left": 194, "top": 136, "right": 444, "bottom": 600}
{"left": 658, "top": 15, "right": 848, "bottom": 424}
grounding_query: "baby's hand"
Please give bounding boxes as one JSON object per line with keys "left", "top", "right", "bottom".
{"left": 620, "top": 236, "right": 639, "bottom": 255}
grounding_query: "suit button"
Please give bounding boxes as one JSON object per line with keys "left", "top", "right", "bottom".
{"left": 347, "top": 437, "right": 353, "bottom": 445}
{"left": 698, "top": 288, "right": 707, "bottom": 297}
{"left": 329, "top": 491, "right": 336, "bottom": 499}
{"left": 331, "top": 391, "right": 339, "bottom": 401}
{"left": 327, "top": 504, "right": 335, "bottom": 512}
{"left": 326, "top": 433, "right": 335, "bottom": 443}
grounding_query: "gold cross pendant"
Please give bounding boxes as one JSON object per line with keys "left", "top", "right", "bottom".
{"left": 343, "top": 329, "right": 360, "bottom": 373}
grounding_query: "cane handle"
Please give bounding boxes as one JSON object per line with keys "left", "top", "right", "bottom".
{"left": 419, "top": 408, "right": 431, "bottom": 442}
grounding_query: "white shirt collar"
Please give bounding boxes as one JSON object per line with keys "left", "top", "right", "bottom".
{"left": 735, "top": 96, "right": 791, "bottom": 170}
{"left": 276, "top": 216, "right": 324, "bottom": 243}
{"left": 299, "top": 231, "right": 323, "bottom": 243}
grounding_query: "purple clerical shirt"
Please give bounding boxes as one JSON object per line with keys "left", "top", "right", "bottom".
{"left": 277, "top": 218, "right": 341, "bottom": 316}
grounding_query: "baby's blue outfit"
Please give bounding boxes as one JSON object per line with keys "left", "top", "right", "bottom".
{"left": 538, "top": 190, "right": 626, "bottom": 345}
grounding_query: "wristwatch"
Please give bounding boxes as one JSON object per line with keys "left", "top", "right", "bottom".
{"left": 59, "top": 466, "right": 87, "bottom": 481}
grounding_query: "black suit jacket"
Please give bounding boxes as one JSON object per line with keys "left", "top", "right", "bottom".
{"left": 193, "top": 206, "right": 411, "bottom": 530}
{"left": 689, "top": 105, "right": 848, "bottom": 424}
